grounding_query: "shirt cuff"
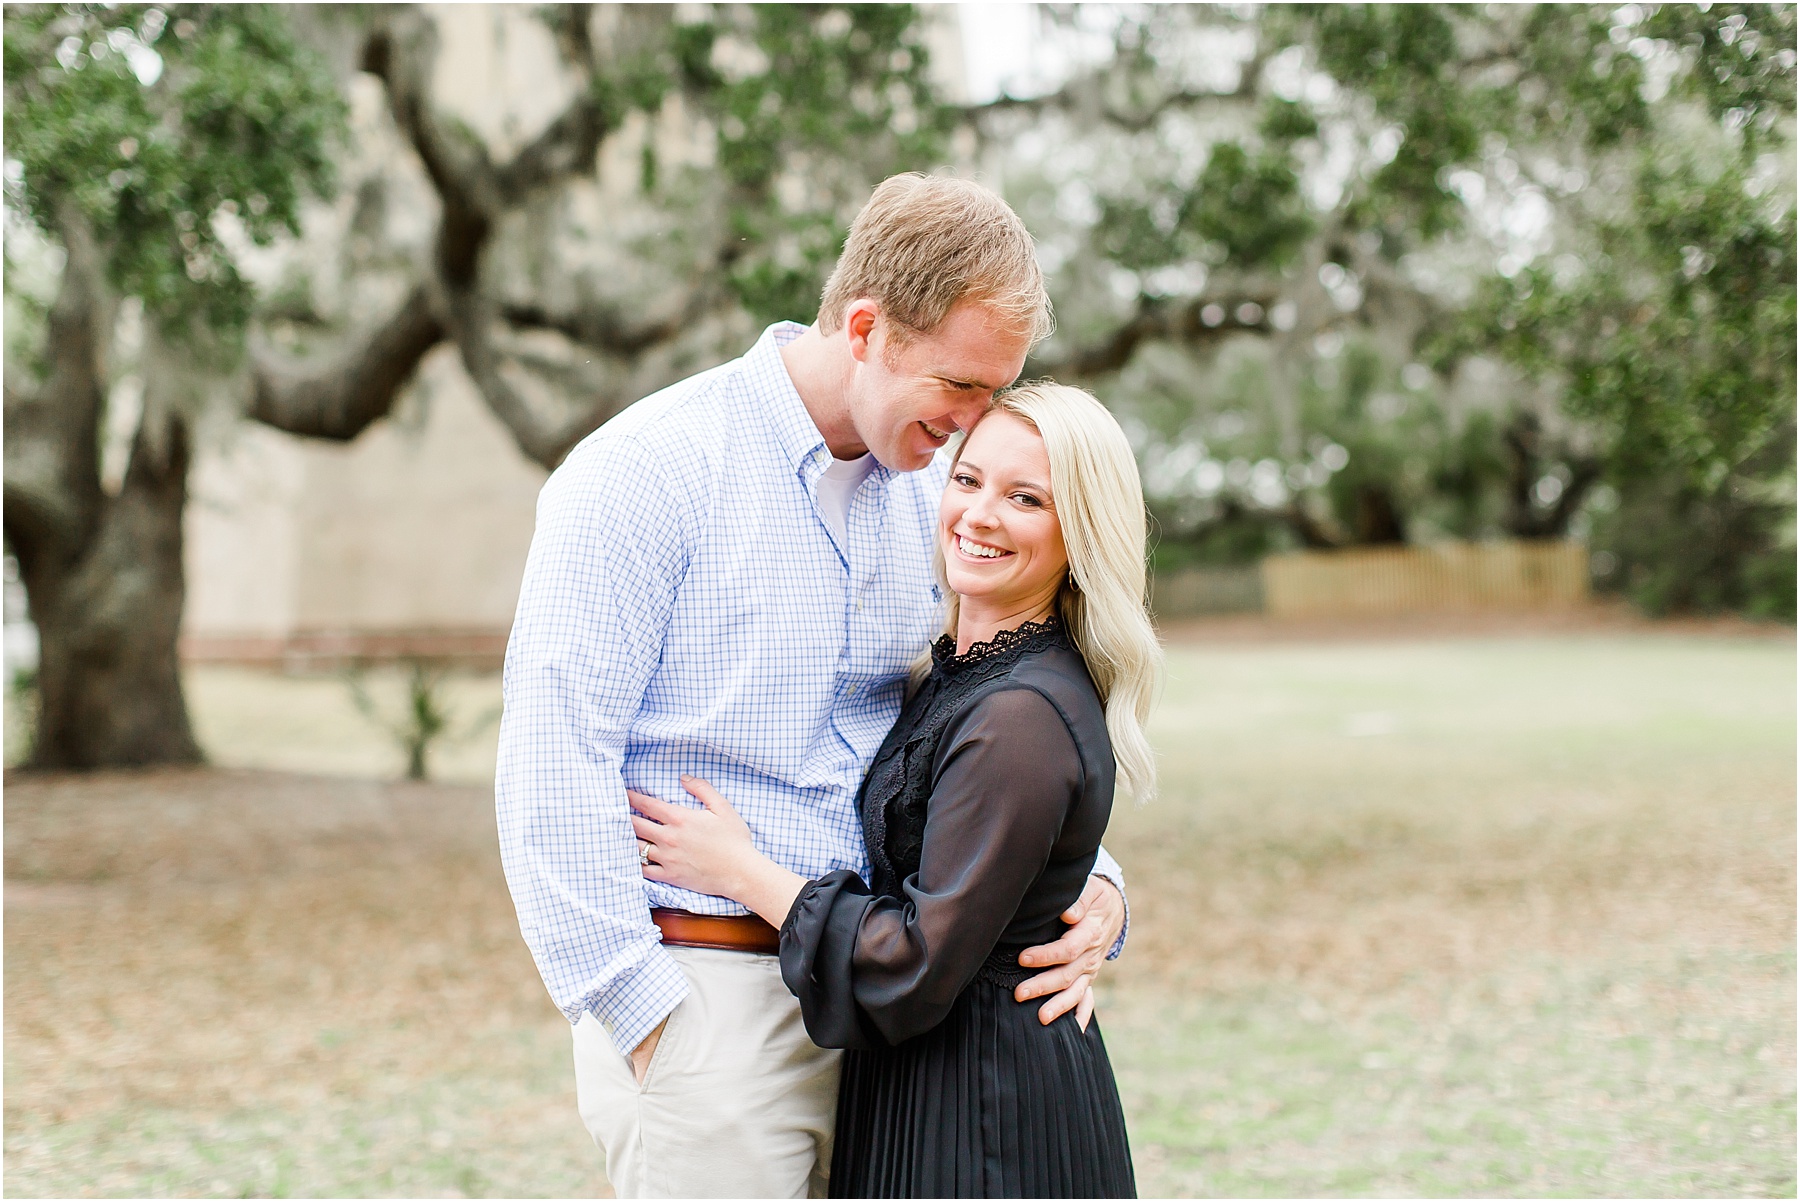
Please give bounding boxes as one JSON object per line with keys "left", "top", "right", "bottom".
{"left": 577, "top": 943, "right": 691, "bottom": 1058}
{"left": 1089, "top": 849, "right": 1130, "bottom": 961}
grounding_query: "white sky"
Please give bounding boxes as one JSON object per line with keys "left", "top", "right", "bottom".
{"left": 956, "top": 4, "right": 1036, "bottom": 103}
{"left": 955, "top": 4, "right": 1118, "bottom": 104}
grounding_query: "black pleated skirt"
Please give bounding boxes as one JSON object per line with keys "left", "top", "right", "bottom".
{"left": 829, "top": 951, "right": 1136, "bottom": 1198}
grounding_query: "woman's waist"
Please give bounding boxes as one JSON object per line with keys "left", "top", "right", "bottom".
{"left": 971, "top": 942, "right": 1041, "bottom": 990}
{"left": 867, "top": 945, "right": 1100, "bottom": 1051}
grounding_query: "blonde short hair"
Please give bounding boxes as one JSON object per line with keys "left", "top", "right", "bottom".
{"left": 923, "top": 382, "right": 1163, "bottom": 803}
{"left": 819, "top": 173, "right": 1054, "bottom": 344}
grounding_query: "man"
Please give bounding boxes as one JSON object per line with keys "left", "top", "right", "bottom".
{"left": 496, "top": 174, "right": 1129, "bottom": 1198}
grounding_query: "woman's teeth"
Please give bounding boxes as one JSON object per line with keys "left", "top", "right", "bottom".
{"left": 958, "top": 536, "right": 1008, "bottom": 559}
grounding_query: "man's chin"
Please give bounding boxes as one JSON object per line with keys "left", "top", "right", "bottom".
{"left": 883, "top": 443, "right": 933, "bottom": 473}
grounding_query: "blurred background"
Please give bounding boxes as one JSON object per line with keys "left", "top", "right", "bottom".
{"left": 4, "top": 3, "right": 1794, "bottom": 1196}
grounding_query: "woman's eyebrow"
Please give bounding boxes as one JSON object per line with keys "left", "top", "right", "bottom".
{"left": 958, "top": 458, "right": 1050, "bottom": 496}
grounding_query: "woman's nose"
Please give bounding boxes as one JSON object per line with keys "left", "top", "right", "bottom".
{"left": 962, "top": 492, "right": 1001, "bottom": 527}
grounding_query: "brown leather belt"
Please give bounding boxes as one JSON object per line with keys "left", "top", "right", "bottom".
{"left": 651, "top": 908, "right": 780, "bottom": 954}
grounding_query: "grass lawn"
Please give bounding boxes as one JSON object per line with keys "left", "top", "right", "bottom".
{"left": 1103, "top": 632, "right": 1794, "bottom": 1196}
{"left": 5, "top": 626, "right": 1794, "bottom": 1196}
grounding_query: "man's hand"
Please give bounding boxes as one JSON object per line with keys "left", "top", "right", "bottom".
{"left": 630, "top": 1015, "right": 669, "bottom": 1084}
{"left": 1015, "top": 876, "right": 1125, "bottom": 1030}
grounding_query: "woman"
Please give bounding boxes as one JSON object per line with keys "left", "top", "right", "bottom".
{"left": 629, "top": 382, "right": 1161, "bottom": 1198}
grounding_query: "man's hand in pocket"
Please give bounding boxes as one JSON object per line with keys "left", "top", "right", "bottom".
{"left": 631, "top": 1016, "right": 669, "bottom": 1083}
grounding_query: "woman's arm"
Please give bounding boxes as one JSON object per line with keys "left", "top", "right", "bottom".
{"left": 784, "top": 686, "right": 1086, "bottom": 1048}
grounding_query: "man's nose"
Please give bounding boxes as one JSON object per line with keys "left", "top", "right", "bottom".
{"left": 950, "top": 395, "right": 991, "bottom": 431}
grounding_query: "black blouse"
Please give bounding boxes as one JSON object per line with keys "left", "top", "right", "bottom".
{"left": 779, "top": 619, "right": 1116, "bottom": 1050}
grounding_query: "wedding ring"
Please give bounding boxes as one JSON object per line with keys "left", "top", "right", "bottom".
{"left": 639, "top": 842, "right": 651, "bottom": 867}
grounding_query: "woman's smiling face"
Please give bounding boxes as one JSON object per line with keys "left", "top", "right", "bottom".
{"left": 939, "top": 410, "right": 1069, "bottom": 614}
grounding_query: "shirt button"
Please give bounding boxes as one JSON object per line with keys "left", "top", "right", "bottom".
{"left": 855, "top": 599, "right": 863, "bottom": 611}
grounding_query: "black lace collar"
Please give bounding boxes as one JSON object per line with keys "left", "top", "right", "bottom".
{"left": 930, "top": 616, "right": 1064, "bottom": 674}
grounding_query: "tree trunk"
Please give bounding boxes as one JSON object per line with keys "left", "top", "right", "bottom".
{"left": 5, "top": 209, "right": 205, "bottom": 770}
{"left": 1502, "top": 412, "right": 1600, "bottom": 539}
{"left": 1352, "top": 483, "right": 1407, "bottom": 544}
{"left": 24, "top": 409, "right": 201, "bottom": 769}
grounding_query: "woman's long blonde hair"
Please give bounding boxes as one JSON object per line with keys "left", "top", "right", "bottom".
{"left": 921, "top": 381, "right": 1163, "bottom": 803}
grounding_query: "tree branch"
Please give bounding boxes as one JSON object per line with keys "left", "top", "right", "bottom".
{"left": 360, "top": 13, "right": 499, "bottom": 287}
{"left": 362, "top": 7, "right": 610, "bottom": 281}
{"left": 249, "top": 283, "right": 444, "bottom": 441}
{"left": 440, "top": 289, "right": 595, "bottom": 468}
{"left": 963, "top": 39, "right": 1267, "bottom": 135}
{"left": 4, "top": 209, "right": 108, "bottom": 565}
{"left": 354, "top": 6, "right": 639, "bottom": 469}
{"left": 493, "top": 100, "right": 608, "bottom": 201}
{"left": 498, "top": 275, "right": 721, "bottom": 358}
{"left": 491, "top": 6, "right": 609, "bottom": 201}
{"left": 1281, "top": 500, "right": 1349, "bottom": 549}
{"left": 1032, "top": 291, "right": 1281, "bottom": 377}
{"left": 1501, "top": 413, "right": 1602, "bottom": 538}
{"left": 1545, "top": 458, "right": 1602, "bottom": 534}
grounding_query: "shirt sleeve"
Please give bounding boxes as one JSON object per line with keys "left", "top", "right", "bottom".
{"left": 779, "top": 686, "right": 1085, "bottom": 1049}
{"left": 495, "top": 433, "right": 696, "bottom": 1057}
{"left": 1090, "top": 844, "right": 1130, "bottom": 960}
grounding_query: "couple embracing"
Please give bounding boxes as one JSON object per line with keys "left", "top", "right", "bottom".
{"left": 496, "top": 173, "right": 1159, "bottom": 1199}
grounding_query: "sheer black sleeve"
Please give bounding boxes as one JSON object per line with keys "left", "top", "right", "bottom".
{"left": 779, "top": 686, "right": 1083, "bottom": 1049}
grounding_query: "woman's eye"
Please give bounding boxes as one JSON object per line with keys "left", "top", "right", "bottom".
{"left": 1013, "top": 494, "right": 1042, "bottom": 508}
{"left": 952, "top": 473, "right": 978, "bottom": 488}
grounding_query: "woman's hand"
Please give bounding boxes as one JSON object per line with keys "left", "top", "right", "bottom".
{"left": 629, "top": 776, "right": 807, "bottom": 927}
{"left": 629, "top": 776, "right": 758, "bottom": 899}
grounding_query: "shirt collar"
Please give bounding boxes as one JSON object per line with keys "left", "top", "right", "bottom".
{"left": 747, "top": 321, "right": 900, "bottom": 499}
{"left": 747, "top": 322, "right": 832, "bottom": 477}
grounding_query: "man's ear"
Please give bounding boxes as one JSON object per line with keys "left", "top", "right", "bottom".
{"left": 844, "top": 300, "right": 880, "bottom": 363}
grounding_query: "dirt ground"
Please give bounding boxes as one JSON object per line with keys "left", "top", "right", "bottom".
{"left": 5, "top": 620, "right": 1795, "bottom": 1197}
{"left": 5, "top": 770, "right": 601, "bottom": 1198}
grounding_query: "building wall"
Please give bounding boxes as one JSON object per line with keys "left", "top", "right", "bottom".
{"left": 183, "top": 345, "right": 547, "bottom": 667}
{"left": 182, "top": 6, "right": 580, "bottom": 668}
{"left": 287, "top": 346, "right": 547, "bottom": 633}
{"left": 184, "top": 420, "right": 306, "bottom": 642}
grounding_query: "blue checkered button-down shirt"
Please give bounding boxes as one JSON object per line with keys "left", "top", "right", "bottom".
{"left": 497, "top": 322, "right": 1126, "bottom": 1057}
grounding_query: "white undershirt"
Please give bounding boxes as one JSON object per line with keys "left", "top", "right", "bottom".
{"left": 815, "top": 452, "right": 877, "bottom": 545}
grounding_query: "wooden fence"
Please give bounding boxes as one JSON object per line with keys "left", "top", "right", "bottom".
{"left": 1260, "top": 540, "right": 1590, "bottom": 618}
{"left": 180, "top": 627, "right": 511, "bottom": 672}
{"left": 1148, "top": 565, "right": 1265, "bottom": 619}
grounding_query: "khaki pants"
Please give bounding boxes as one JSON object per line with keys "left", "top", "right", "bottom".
{"left": 573, "top": 945, "right": 841, "bottom": 1198}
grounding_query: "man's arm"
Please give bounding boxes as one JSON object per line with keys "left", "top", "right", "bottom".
{"left": 495, "top": 433, "right": 693, "bottom": 1060}
{"left": 1014, "top": 849, "right": 1128, "bottom": 1026}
